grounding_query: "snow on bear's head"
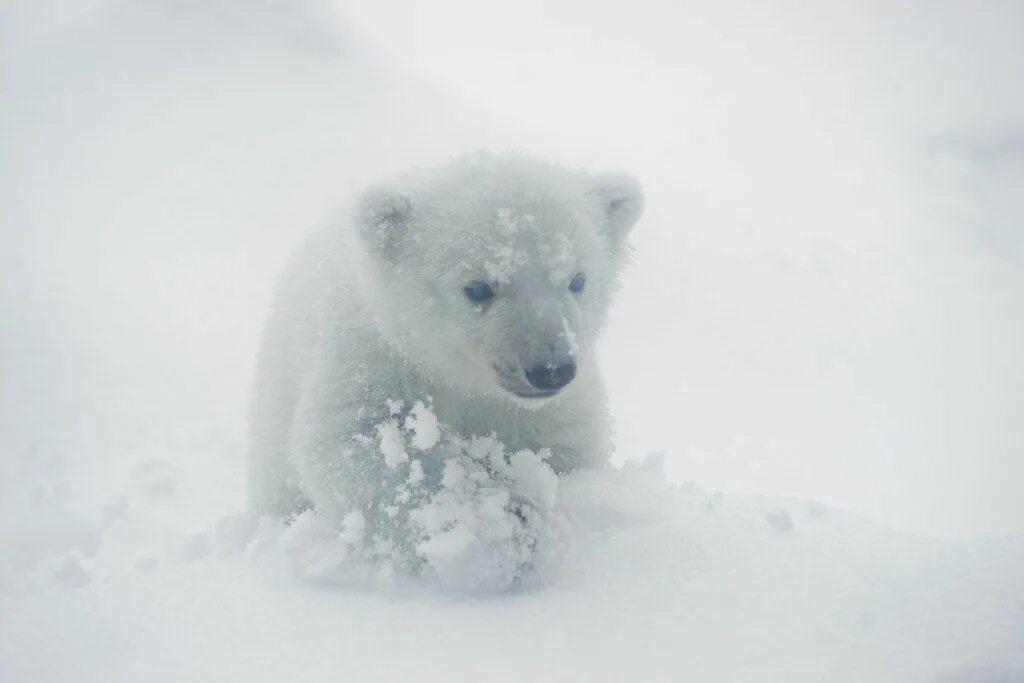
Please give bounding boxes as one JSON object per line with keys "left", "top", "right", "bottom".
{"left": 354, "top": 152, "right": 643, "bottom": 406}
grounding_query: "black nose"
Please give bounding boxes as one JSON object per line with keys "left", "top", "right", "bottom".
{"left": 525, "top": 361, "right": 577, "bottom": 391}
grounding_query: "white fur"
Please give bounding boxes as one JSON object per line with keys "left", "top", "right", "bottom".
{"left": 247, "top": 152, "right": 644, "bottom": 521}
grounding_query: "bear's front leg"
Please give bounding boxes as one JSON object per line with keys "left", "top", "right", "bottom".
{"left": 290, "top": 380, "right": 553, "bottom": 589}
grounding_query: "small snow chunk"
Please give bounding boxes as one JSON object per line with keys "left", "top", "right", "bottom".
{"left": 478, "top": 488, "right": 512, "bottom": 522}
{"left": 245, "top": 515, "right": 289, "bottom": 558}
{"left": 405, "top": 401, "right": 440, "bottom": 450}
{"left": 509, "top": 449, "right": 558, "bottom": 511}
{"left": 468, "top": 434, "right": 504, "bottom": 467}
{"left": 378, "top": 421, "right": 408, "bottom": 469}
{"left": 765, "top": 509, "right": 794, "bottom": 532}
{"left": 418, "top": 522, "right": 477, "bottom": 559}
{"left": 340, "top": 509, "right": 366, "bottom": 545}
{"left": 386, "top": 398, "right": 404, "bottom": 416}
{"left": 408, "top": 460, "right": 425, "bottom": 485}
{"left": 560, "top": 316, "right": 579, "bottom": 356}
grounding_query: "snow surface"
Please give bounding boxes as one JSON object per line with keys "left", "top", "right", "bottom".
{"left": 2, "top": 445, "right": 1022, "bottom": 682}
{"left": 2, "top": 2, "right": 1023, "bottom": 681}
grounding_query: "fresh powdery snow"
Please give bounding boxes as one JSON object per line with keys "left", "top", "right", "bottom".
{"left": 406, "top": 401, "right": 441, "bottom": 451}
{"left": 1, "top": 409, "right": 1022, "bottom": 682}
{"left": 3, "top": 2, "right": 1022, "bottom": 681}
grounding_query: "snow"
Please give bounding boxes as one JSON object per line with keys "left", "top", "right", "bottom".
{"left": 405, "top": 401, "right": 441, "bottom": 451}
{"left": 2, "top": 1, "right": 1023, "bottom": 681}
{"left": 2, "top": 412, "right": 1022, "bottom": 681}
{"left": 339, "top": 510, "right": 366, "bottom": 545}
{"left": 377, "top": 421, "right": 409, "bottom": 470}
{"left": 440, "top": 459, "right": 467, "bottom": 489}
{"left": 508, "top": 449, "right": 558, "bottom": 511}
{"left": 2, "top": 453, "right": 1023, "bottom": 682}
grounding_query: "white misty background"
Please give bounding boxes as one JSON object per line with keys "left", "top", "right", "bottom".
{"left": 3, "top": 0, "right": 1021, "bottom": 539}
{"left": 2, "top": 3, "right": 1024, "bottom": 682}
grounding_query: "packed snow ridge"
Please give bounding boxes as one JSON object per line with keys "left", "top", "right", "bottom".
{"left": 252, "top": 401, "right": 561, "bottom": 593}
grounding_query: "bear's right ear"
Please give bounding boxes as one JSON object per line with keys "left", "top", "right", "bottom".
{"left": 356, "top": 188, "right": 414, "bottom": 259}
{"left": 591, "top": 173, "right": 645, "bottom": 250}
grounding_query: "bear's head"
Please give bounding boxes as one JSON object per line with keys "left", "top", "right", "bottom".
{"left": 354, "top": 152, "right": 644, "bottom": 406}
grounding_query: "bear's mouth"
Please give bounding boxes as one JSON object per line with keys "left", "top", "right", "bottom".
{"left": 510, "top": 387, "right": 560, "bottom": 399}
{"left": 493, "top": 365, "right": 563, "bottom": 400}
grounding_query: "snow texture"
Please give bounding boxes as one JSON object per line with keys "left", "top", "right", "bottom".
{"left": 2, "top": 2, "right": 1023, "bottom": 681}
{"left": 267, "top": 406, "right": 563, "bottom": 593}
{"left": 2, "top": 447, "right": 1022, "bottom": 683}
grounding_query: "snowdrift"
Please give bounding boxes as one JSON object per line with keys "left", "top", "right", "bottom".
{"left": 2, "top": 444, "right": 1022, "bottom": 683}
{"left": 3, "top": 3, "right": 1022, "bottom": 681}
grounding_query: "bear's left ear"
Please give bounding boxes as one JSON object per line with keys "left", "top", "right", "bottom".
{"left": 356, "top": 187, "right": 414, "bottom": 259}
{"left": 591, "top": 173, "right": 645, "bottom": 248}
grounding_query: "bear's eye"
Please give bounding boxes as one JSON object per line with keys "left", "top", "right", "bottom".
{"left": 569, "top": 272, "right": 586, "bottom": 293}
{"left": 464, "top": 281, "right": 495, "bottom": 303}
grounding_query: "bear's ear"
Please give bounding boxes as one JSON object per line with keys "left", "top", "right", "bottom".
{"left": 591, "top": 173, "right": 645, "bottom": 248}
{"left": 356, "top": 187, "right": 414, "bottom": 259}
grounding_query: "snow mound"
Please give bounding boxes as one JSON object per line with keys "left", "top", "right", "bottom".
{"left": 2, "top": 442, "right": 1023, "bottom": 682}
{"left": 250, "top": 404, "right": 563, "bottom": 593}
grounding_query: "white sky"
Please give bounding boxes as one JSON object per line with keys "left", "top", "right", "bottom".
{"left": 2, "top": 0, "right": 1022, "bottom": 538}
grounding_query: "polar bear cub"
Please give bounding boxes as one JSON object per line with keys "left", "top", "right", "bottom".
{"left": 247, "top": 152, "right": 643, "bottom": 584}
